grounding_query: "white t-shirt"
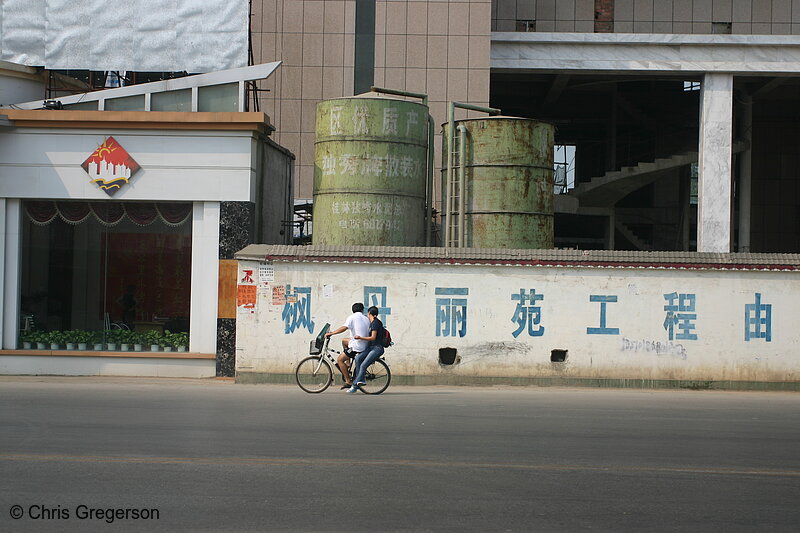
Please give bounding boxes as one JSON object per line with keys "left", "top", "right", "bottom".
{"left": 344, "top": 312, "right": 370, "bottom": 352}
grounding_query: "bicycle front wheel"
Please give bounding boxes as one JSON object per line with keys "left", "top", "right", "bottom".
{"left": 295, "top": 356, "right": 333, "bottom": 393}
{"left": 359, "top": 358, "right": 391, "bottom": 395}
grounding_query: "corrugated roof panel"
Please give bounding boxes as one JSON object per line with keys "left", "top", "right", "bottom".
{"left": 233, "top": 245, "right": 800, "bottom": 270}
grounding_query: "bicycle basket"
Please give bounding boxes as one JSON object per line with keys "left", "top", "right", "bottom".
{"left": 313, "top": 323, "right": 331, "bottom": 351}
{"left": 309, "top": 340, "right": 321, "bottom": 355}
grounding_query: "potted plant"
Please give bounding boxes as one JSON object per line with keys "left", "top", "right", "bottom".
{"left": 143, "top": 330, "right": 163, "bottom": 352}
{"left": 165, "top": 330, "right": 189, "bottom": 352}
{"left": 118, "top": 330, "right": 136, "bottom": 351}
{"left": 63, "top": 330, "right": 87, "bottom": 350}
{"left": 45, "top": 331, "right": 64, "bottom": 350}
{"left": 91, "top": 331, "right": 105, "bottom": 351}
{"left": 132, "top": 331, "right": 144, "bottom": 352}
{"left": 105, "top": 329, "right": 121, "bottom": 351}
{"left": 19, "top": 330, "right": 34, "bottom": 349}
{"left": 32, "top": 331, "right": 48, "bottom": 350}
{"left": 72, "top": 330, "right": 93, "bottom": 350}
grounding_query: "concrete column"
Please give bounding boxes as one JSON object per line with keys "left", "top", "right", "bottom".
{"left": 697, "top": 73, "right": 734, "bottom": 253}
{"left": 189, "top": 201, "right": 220, "bottom": 354}
{"left": 738, "top": 96, "right": 753, "bottom": 252}
{"left": 2, "top": 200, "right": 21, "bottom": 349}
{"left": 605, "top": 208, "right": 615, "bottom": 250}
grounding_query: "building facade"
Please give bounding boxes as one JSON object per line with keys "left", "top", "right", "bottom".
{"left": 251, "top": 0, "right": 800, "bottom": 254}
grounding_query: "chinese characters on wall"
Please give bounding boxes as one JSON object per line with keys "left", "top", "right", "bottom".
{"left": 272, "top": 283, "right": 774, "bottom": 347}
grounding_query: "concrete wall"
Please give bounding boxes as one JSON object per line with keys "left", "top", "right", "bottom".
{"left": 235, "top": 258, "right": 799, "bottom": 385}
{"left": 251, "top": 0, "right": 492, "bottom": 200}
{"left": 492, "top": 0, "right": 800, "bottom": 34}
{"left": 0, "top": 128, "right": 259, "bottom": 202}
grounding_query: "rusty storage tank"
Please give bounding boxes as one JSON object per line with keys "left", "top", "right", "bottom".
{"left": 441, "top": 117, "right": 555, "bottom": 248}
{"left": 313, "top": 94, "right": 429, "bottom": 246}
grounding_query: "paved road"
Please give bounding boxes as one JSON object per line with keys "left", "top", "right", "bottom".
{"left": 1, "top": 377, "right": 798, "bottom": 532}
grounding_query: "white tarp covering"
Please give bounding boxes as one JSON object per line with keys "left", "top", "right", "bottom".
{"left": 0, "top": 0, "right": 249, "bottom": 72}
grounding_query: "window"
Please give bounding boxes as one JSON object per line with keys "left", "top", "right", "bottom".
{"left": 554, "top": 144, "right": 576, "bottom": 194}
{"left": 712, "top": 22, "right": 732, "bottom": 35}
{"left": 19, "top": 201, "right": 192, "bottom": 350}
{"left": 683, "top": 81, "right": 701, "bottom": 92}
{"left": 516, "top": 20, "right": 536, "bottom": 32}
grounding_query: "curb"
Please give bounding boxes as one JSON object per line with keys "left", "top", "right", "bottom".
{"left": 235, "top": 372, "right": 800, "bottom": 392}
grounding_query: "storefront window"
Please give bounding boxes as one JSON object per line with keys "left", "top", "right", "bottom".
{"left": 19, "top": 201, "right": 192, "bottom": 351}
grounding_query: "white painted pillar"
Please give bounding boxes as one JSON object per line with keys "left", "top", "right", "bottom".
{"left": 189, "top": 201, "right": 220, "bottom": 354}
{"left": 738, "top": 96, "right": 753, "bottom": 252}
{"left": 2, "top": 200, "right": 21, "bottom": 349}
{"left": 697, "top": 73, "right": 734, "bottom": 253}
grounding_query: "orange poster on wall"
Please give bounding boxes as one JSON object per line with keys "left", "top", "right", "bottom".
{"left": 237, "top": 285, "right": 257, "bottom": 313}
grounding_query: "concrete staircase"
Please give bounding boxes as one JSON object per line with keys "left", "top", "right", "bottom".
{"left": 615, "top": 221, "right": 653, "bottom": 251}
{"left": 564, "top": 141, "right": 748, "bottom": 209}
{"left": 569, "top": 151, "right": 697, "bottom": 208}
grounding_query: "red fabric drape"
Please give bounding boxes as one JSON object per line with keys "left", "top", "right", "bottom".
{"left": 157, "top": 203, "right": 193, "bottom": 225}
{"left": 124, "top": 203, "right": 158, "bottom": 226}
{"left": 90, "top": 202, "right": 126, "bottom": 225}
{"left": 24, "top": 201, "right": 191, "bottom": 227}
{"left": 24, "top": 201, "right": 58, "bottom": 224}
{"left": 56, "top": 201, "right": 91, "bottom": 224}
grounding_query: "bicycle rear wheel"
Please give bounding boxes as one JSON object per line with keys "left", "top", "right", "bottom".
{"left": 359, "top": 358, "right": 391, "bottom": 395}
{"left": 295, "top": 356, "right": 333, "bottom": 393}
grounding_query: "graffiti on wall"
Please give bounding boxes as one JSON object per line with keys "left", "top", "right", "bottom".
{"left": 272, "top": 283, "right": 774, "bottom": 349}
{"left": 511, "top": 289, "right": 544, "bottom": 338}
{"left": 281, "top": 285, "right": 314, "bottom": 334}
{"left": 663, "top": 292, "right": 697, "bottom": 340}
{"left": 435, "top": 288, "right": 469, "bottom": 337}
{"left": 364, "top": 286, "right": 392, "bottom": 326}
{"left": 745, "top": 293, "right": 772, "bottom": 342}
{"left": 621, "top": 338, "right": 688, "bottom": 360}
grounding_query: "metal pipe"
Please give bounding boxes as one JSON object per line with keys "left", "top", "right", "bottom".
{"left": 445, "top": 103, "right": 455, "bottom": 248}
{"left": 370, "top": 86, "right": 428, "bottom": 106}
{"left": 457, "top": 124, "right": 468, "bottom": 247}
{"left": 426, "top": 114, "right": 434, "bottom": 246}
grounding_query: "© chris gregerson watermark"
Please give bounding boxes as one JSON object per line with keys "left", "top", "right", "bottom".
{"left": 9, "top": 504, "right": 160, "bottom": 524}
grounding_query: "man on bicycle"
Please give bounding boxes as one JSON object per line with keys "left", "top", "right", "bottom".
{"left": 325, "top": 302, "right": 370, "bottom": 389}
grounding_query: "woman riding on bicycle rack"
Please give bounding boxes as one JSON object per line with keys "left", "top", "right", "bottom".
{"left": 324, "top": 302, "right": 370, "bottom": 389}
{"left": 348, "top": 306, "right": 385, "bottom": 393}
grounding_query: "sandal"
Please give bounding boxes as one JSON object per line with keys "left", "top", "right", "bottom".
{"left": 340, "top": 384, "right": 352, "bottom": 390}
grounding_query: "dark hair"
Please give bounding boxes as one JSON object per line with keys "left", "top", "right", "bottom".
{"left": 352, "top": 303, "right": 365, "bottom": 313}
{"left": 367, "top": 306, "right": 379, "bottom": 317}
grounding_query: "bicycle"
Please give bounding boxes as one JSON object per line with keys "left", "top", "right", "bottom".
{"left": 295, "top": 323, "right": 391, "bottom": 394}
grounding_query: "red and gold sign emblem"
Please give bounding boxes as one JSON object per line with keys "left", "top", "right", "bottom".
{"left": 81, "top": 136, "right": 140, "bottom": 196}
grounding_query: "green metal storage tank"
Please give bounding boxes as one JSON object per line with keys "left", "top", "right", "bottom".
{"left": 441, "top": 117, "right": 555, "bottom": 249}
{"left": 313, "top": 95, "right": 429, "bottom": 246}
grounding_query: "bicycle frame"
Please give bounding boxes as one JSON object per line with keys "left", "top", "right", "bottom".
{"left": 296, "top": 329, "right": 392, "bottom": 394}
{"left": 316, "top": 336, "right": 390, "bottom": 381}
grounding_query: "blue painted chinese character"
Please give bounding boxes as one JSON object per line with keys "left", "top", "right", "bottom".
{"left": 663, "top": 292, "right": 697, "bottom": 340}
{"left": 435, "top": 288, "right": 468, "bottom": 337}
{"left": 511, "top": 289, "right": 544, "bottom": 338}
{"left": 364, "top": 286, "right": 392, "bottom": 326}
{"left": 745, "top": 293, "right": 772, "bottom": 342}
{"left": 282, "top": 285, "right": 315, "bottom": 334}
{"left": 587, "top": 295, "right": 620, "bottom": 335}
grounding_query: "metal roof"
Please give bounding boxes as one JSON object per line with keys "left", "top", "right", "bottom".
{"left": 235, "top": 245, "right": 800, "bottom": 271}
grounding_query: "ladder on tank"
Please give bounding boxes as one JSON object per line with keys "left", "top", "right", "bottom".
{"left": 446, "top": 132, "right": 462, "bottom": 248}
